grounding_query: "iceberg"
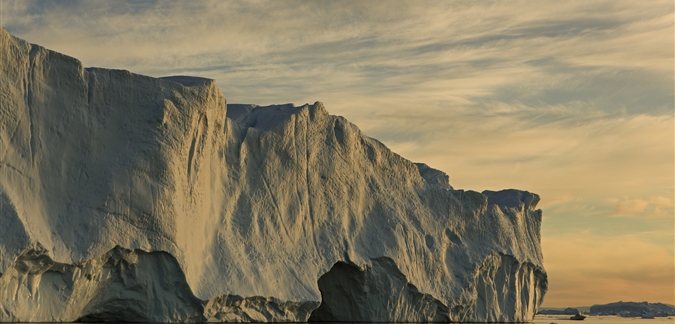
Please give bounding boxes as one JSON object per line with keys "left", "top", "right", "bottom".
{"left": 590, "top": 302, "right": 675, "bottom": 317}
{"left": 0, "top": 27, "right": 547, "bottom": 322}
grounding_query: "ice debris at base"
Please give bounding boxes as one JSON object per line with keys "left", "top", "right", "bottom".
{"left": 0, "top": 27, "right": 547, "bottom": 322}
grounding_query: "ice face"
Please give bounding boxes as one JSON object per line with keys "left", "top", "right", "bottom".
{"left": 0, "top": 27, "right": 547, "bottom": 322}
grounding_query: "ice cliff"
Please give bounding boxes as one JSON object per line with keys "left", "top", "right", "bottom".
{"left": 0, "top": 28, "right": 547, "bottom": 322}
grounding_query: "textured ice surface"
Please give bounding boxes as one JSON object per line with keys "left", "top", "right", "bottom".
{"left": 0, "top": 28, "right": 547, "bottom": 322}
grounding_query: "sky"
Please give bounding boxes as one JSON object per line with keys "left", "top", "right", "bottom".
{"left": 2, "top": 0, "right": 673, "bottom": 307}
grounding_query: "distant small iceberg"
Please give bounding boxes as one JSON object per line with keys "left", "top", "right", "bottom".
{"left": 590, "top": 301, "right": 675, "bottom": 317}
{"left": 539, "top": 307, "right": 581, "bottom": 315}
{"left": 570, "top": 313, "right": 586, "bottom": 320}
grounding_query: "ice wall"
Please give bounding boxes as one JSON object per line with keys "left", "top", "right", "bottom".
{"left": 0, "top": 28, "right": 547, "bottom": 322}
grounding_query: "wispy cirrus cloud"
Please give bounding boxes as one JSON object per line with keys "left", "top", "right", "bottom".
{"left": 608, "top": 196, "right": 674, "bottom": 218}
{"left": 4, "top": 1, "right": 672, "bottom": 114}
